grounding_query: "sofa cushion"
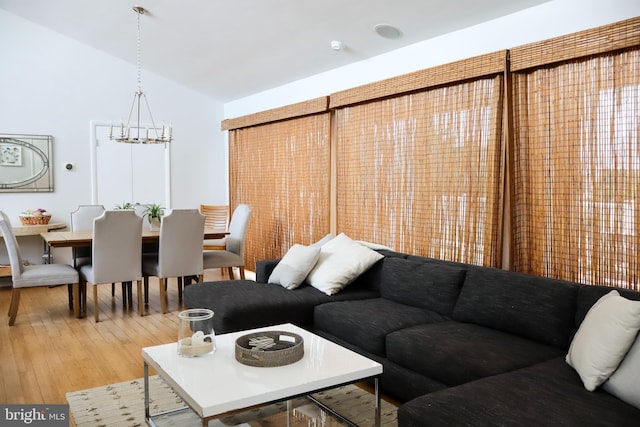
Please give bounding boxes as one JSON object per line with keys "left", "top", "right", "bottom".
{"left": 574, "top": 284, "right": 640, "bottom": 328}
{"left": 387, "top": 321, "right": 563, "bottom": 387}
{"left": 379, "top": 257, "right": 466, "bottom": 316}
{"left": 183, "top": 280, "right": 379, "bottom": 334}
{"left": 314, "top": 298, "right": 446, "bottom": 356}
{"left": 398, "top": 357, "right": 640, "bottom": 427}
{"left": 566, "top": 290, "right": 640, "bottom": 391}
{"left": 452, "top": 268, "right": 578, "bottom": 349}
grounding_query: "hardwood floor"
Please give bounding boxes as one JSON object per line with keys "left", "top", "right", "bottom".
{"left": 0, "top": 269, "right": 233, "bottom": 408}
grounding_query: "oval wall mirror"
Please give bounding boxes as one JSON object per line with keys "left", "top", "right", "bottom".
{"left": 0, "top": 134, "right": 53, "bottom": 192}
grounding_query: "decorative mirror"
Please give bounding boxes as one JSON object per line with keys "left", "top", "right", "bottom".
{"left": 0, "top": 134, "right": 53, "bottom": 192}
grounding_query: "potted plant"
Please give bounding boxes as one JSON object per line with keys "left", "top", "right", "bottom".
{"left": 142, "top": 203, "right": 164, "bottom": 231}
{"left": 114, "top": 202, "right": 134, "bottom": 210}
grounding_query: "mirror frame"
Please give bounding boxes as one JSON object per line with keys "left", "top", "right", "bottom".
{"left": 0, "top": 133, "right": 53, "bottom": 193}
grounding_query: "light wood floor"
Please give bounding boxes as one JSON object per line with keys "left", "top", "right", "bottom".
{"left": 0, "top": 269, "right": 232, "bottom": 408}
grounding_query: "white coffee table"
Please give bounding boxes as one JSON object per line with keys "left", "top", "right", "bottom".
{"left": 142, "top": 323, "right": 383, "bottom": 427}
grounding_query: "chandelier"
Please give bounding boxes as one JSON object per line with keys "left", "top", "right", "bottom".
{"left": 109, "top": 6, "right": 172, "bottom": 144}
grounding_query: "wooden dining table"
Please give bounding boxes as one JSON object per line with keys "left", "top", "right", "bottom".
{"left": 40, "top": 228, "right": 228, "bottom": 318}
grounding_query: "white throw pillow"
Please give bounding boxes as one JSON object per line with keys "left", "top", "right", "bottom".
{"left": 306, "top": 233, "right": 384, "bottom": 296}
{"left": 603, "top": 333, "right": 640, "bottom": 409}
{"left": 311, "top": 233, "right": 334, "bottom": 247}
{"left": 268, "top": 244, "right": 321, "bottom": 290}
{"left": 566, "top": 290, "right": 640, "bottom": 391}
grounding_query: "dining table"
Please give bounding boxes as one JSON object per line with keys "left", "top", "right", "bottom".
{"left": 40, "top": 227, "right": 228, "bottom": 318}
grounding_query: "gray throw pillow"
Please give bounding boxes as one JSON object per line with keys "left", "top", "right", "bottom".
{"left": 603, "top": 333, "right": 640, "bottom": 409}
{"left": 268, "top": 244, "right": 321, "bottom": 290}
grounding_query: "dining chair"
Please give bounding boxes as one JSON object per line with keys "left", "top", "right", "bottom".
{"left": 0, "top": 210, "right": 79, "bottom": 325}
{"left": 70, "top": 205, "right": 106, "bottom": 268}
{"left": 78, "top": 210, "right": 143, "bottom": 322}
{"left": 200, "top": 204, "right": 229, "bottom": 250}
{"left": 142, "top": 209, "right": 205, "bottom": 314}
{"left": 203, "top": 204, "right": 251, "bottom": 280}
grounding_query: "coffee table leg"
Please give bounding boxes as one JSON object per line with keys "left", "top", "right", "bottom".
{"left": 144, "top": 362, "right": 152, "bottom": 426}
{"left": 374, "top": 377, "right": 381, "bottom": 427}
{"left": 287, "top": 399, "right": 292, "bottom": 427}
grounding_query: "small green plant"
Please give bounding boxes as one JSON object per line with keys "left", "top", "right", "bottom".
{"left": 115, "top": 202, "right": 134, "bottom": 210}
{"left": 142, "top": 203, "right": 164, "bottom": 222}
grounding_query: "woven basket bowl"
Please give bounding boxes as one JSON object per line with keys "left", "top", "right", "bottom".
{"left": 235, "top": 330, "right": 304, "bottom": 367}
{"left": 19, "top": 214, "right": 52, "bottom": 225}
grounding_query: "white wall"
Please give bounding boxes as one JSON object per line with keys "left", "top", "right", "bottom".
{"left": 225, "top": 0, "right": 640, "bottom": 118}
{"left": 0, "top": 9, "right": 227, "bottom": 265}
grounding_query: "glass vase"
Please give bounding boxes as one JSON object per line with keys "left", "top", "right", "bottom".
{"left": 177, "top": 308, "right": 216, "bottom": 357}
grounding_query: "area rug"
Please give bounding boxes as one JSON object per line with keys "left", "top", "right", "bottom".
{"left": 66, "top": 375, "right": 398, "bottom": 427}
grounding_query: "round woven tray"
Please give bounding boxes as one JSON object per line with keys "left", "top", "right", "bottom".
{"left": 235, "top": 330, "right": 304, "bottom": 367}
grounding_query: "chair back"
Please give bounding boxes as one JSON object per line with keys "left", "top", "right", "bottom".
{"left": 91, "top": 210, "right": 142, "bottom": 284}
{"left": 70, "top": 205, "right": 106, "bottom": 231}
{"left": 70, "top": 205, "right": 105, "bottom": 265}
{"left": 226, "top": 204, "right": 252, "bottom": 257}
{"left": 200, "top": 205, "right": 229, "bottom": 230}
{"left": 0, "top": 210, "right": 24, "bottom": 278}
{"left": 157, "top": 209, "right": 205, "bottom": 277}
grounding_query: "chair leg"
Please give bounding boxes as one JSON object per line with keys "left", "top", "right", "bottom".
{"left": 93, "top": 285, "right": 100, "bottom": 322}
{"left": 178, "top": 277, "right": 183, "bottom": 302}
{"left": 228, "top": 267, "right": 234, "bottom": 280}
{"left": 121, "top": 282, "right": 128, "bottom": 307}
{"left": 80, "top": 278, "right": 87, "bottom": 318}
{"left": 144, "top": 279, "right": 149, "bottom": 304}
{"left": 239, "top": 267, "right": 245, "bottom": 280}
{"left": 8, "top": 288, "right": 20, "bottom": 326}
{"left": 159, "top": 278, "right": 168, "bottom": 314}
{"left": 137, "top": 280, "right": 144, "bottom": 316}
{"left": 111, "top": 283, "right": 115, "bottom": 296}
{"left": 73, "top": 282, "right": 81, "bottom": 318}
{"left": 67, "top": 283, "right": 74, "bottom": 310}
{"left": 127, "top": 282, "right": 133, "bottom": 308}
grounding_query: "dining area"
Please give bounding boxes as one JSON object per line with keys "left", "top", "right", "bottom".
{"left": 0, "top": 204, "right": 251, "bottom": 326}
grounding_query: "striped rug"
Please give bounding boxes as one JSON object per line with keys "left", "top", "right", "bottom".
{"left": 66, "top": 375, "right": 398, "bottom": 426}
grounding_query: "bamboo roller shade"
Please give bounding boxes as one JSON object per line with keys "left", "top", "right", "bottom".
{"left": 229, "top": 113, "right": 331, "bottom": 270}
{"left": 329, "top": 50, "right": 507, "bottom": 109}
{"left": 334, "top": 75, "right": 505, "bottom": 267}
{"left": 511, "top": 48, "right": 639, "bottom": 290}
{"left": 221, "top": 97, "right": 329, "bottom": 131}
{"left": 510, "top": 16, "right": 640, "bottom": 72}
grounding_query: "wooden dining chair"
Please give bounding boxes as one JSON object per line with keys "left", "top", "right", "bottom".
{"left": 200, "top": 205, "right": 229, "bottom": 250}
{"left": 78, "top": 210, "right": 143, "bottom": 321}
{"left": 0, "top": 210, "right": 79, "bottom": 325}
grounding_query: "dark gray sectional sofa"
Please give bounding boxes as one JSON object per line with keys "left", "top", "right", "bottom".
{"left": 184, "top": 249, "right": 640, "bottom": 426}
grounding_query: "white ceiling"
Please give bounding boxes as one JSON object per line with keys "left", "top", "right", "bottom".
{"left": 0, "top": 0, "right": 549, "bottom": 101}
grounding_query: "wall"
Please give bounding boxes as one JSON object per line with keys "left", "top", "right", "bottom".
{"left": 0, "top": 9, "right": 227, "bottom": 266}
{"left": 225, "top": 0, "right": 640, "bottom": 118}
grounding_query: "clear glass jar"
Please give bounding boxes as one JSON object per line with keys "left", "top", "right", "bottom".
{"left": 177, "top": 308, "right": 216, "bottom": 357}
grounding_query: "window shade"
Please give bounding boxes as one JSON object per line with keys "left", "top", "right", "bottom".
{"left": 335, "top": 75, "right": 505, "bottom": 266}
{"left": 229, "top": 114, "right": 331, "bottom": 270}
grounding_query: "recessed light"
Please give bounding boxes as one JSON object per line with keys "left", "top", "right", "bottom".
{"left": 374, "top": 24, "right": 402, "bottom": 39}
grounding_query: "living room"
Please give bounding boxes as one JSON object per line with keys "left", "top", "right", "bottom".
{"left": 1, "top": 0, "right": 639, "bottom": 425}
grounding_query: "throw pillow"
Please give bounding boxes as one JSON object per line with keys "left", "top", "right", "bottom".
{"left": 311, "top": 233, "right": 334, "bottom": 247}
{"left": 603, "top": 333, "right": 640, "bottom": 409}
{"left": 565, "top": 290, "right": 640, "bottom": 391}
{"left": 268, "top": 244, "right": 321, "bottom": 290}
{"left": 306, "top": 233, "right": 384, "bottom": 296}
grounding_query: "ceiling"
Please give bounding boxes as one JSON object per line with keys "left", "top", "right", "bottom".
{"left": 0, "top": 0, "right": 549, "bottom": 102}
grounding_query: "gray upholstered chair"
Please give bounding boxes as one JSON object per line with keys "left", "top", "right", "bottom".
{"left": 142, "top": 209, "right": 205, "bottom": 314}
{"left": 0, "top": 210, "right": 79, "bottom": 325}
{"left": 202, "top": 204, "right": 251, "bottom": 280}
{"left": 78, "top": 210, "right": 143, "bottom": 321}
{"left": 70, "top": 205, "right": 105, "bottom": 268}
